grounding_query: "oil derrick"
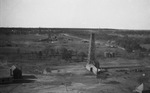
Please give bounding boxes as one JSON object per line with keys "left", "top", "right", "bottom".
{"left": 48, "top": 30, "right": 52, "bottom": 40}
{"left": 48, "top": 30, "right": 54, "bottom": 41}
{"left": 87, "top": 33, "right": 96, "bottom": 64}
{"left": 39, "top": 27, "right": 41, "bottom": 34}
{"left": 48, "top": 30, "right": 57, "bottom": 41}
{"left": 86, "top": 32, "right": 100, "bottom": 75}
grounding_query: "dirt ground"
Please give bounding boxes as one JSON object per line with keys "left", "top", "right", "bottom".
{"left": 0, "top": 33, "right": 150, "bottom": 93}
{"left": 0, "top": 61, "right": 150, "bottom": 93}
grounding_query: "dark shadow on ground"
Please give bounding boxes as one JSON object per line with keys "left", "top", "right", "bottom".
{"left": 0, "top": 74, "right": 36, "bottom": 84}
{"left": 22, "top": 74, "right": 37, "bottom": 79}
{"left": 13, "top": 74, "right": 37, "bottom": 84}
{"left": 104, "top": 81, "right": 120, "bottom": 84}
{"left": 143, "top": 90, "right": 150, "bottom": 93}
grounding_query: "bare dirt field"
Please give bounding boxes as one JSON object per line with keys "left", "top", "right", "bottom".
{"left": 0, "top": 60, "right": 150, "bottom": 93}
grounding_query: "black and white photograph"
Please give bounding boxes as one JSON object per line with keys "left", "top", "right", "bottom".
{"left": 0, "top": 0, "right": 150, "bottom": 93}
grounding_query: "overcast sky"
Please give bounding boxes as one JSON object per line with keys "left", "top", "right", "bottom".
{"left": 0, "top": 0, "right": 150, "bottom": 30}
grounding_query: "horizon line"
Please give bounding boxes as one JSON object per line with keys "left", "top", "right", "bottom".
{"left": 0, "top": 26, "right": 150, "bottom": 31}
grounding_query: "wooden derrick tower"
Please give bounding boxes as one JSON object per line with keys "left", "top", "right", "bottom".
{"left": 87, "top": 33, "right": 96, "bottom": 64}
{"left": 86, "top": 32, "right": 100, "bottom": 75}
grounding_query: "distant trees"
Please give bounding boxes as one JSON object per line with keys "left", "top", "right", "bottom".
{"left": 42, "top": 46, "right": 57, "bottom": 58}
{"left": 38, "top": 51, "right": 43, "bottom": 59}
{"left": 40, "top": 46, "right": 88, "bottom": 62}
{"left": 142, "top": 37, "right": 150, "bottom": 44}
{"left": 42, "top": 46, "right": 74, "bottom": 61}
{"left": 115, "top": 30, "right": 150, "bottom": 35}
{"left": 116, "top": 37, "right": 145, "bottom": 52}
{"left": 77, "top": 51, "right": 87, "bottom": 62}
{"left": 60, "top": 48, "right": 72, "bottom": 61}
